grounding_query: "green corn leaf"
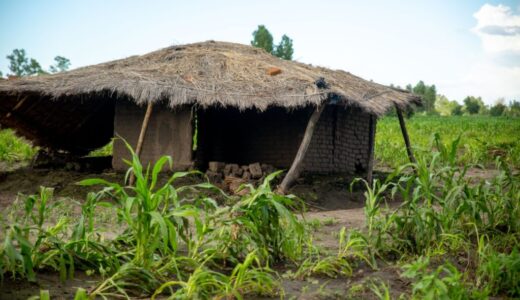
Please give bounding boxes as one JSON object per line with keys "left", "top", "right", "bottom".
{"left": 149, "top": 211, "right": 169, "bottom": 251}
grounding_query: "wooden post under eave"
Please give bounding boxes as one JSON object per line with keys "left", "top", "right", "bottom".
{"left": 395, "top": 104, "right": 417, "bottom": 164}
{"left": 279, "top": 104, "right": 325, "bottom": 194}
{"left": 366, "top": 115, "right": 376, "bottom": 184}
{"left": 128, "top": 102, "right": 154, "bottom": 186}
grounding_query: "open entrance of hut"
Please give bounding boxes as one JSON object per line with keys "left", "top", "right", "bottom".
{"left": 193, "top": 105, "right": 375, "bottom": 177}
{"left": 193, "top": 106, "right": 308, "bottom": 171}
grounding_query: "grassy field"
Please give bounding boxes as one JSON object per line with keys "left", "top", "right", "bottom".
{"left": 376, "top": 116, "right": 520, "bottom": 169}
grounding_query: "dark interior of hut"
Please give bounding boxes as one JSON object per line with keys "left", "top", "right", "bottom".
{"left": 0, "top": 92, "right": 115, "bottom": 155}
{"left": 194, "top": 106, "right": 312, "bottom": 170}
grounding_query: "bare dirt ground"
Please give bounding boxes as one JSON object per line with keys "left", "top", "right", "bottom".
{"left": 0, "top": 166, "right": 498, "bottom": 299}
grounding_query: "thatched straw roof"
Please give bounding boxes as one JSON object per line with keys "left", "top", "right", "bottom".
{"left": 0, "top": 41, "right": 419, "bottom": 153}
{"left": 1, "top": 41, "right": 419, "bottom": 114}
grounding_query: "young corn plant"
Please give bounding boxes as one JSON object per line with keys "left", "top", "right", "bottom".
{"left": 476, "top": 235, "right": 520, "bottom": 298}
{"left": 89, "top": 262, "right": 163, "bottom": 299}
{"left": 294, "top": 227, "right": 374, "bottom": 279}
{"left": 79, "top": 140, "right": 211, "bottom": 268}
{"left": 211, "top": 171, "right": 306, "bottom": 264}
{"left": 0, "top": 187, "right": 74, "bottom": 282}
{"left": 401, "top": 256, "right": 470, "bottom": 300}
{"left": 368, "top": 280, "right": 392, "bottom": 300}
{"left": 152, "top": 251, "right": 280, "bottom": 300}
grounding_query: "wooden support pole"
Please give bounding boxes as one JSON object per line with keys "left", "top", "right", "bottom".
{"left": 5, "top": 96, "right": 28, "bottom": 119}
{"left": 366, "top": 115, "right": 376, "bottom": 184}
{"left": 128, "top": 102, "right": 154, "bottom": 186}
{"left": 395, "top": 105, "right": 416, "bottom": 164}
{"left": 279, "top": 104, "right": 325, "bottom": 194}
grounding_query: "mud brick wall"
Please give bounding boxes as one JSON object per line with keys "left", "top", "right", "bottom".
{"left": 196, "top": 105, "right": 375, "bottom": 174}
{"left": 303, "top": 106, "right": 375, "bottom": 174}
{"left": 112, "top": 101, "right": 193, "bottom": 171}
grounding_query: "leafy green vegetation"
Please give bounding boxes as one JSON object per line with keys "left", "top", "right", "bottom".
{"left": 376, "top": 116, "right": 520, "bottom": 168}
{"left": 0, "top": 141, "right": 302, "bottom": 298}
{"left": 0, "top": 128, "right": 36, "bottom": 164}
{"left": 362, "top": 133, "right": 520, "bottom": 298}
{"left": 401, "top": 257, "right": 469, "bottom": 300}
{"left": 87, "top": 141, "right": 113, "bottom": 157}
{"left": 4, "top": 48, "right": 70, "bottom": 77}
{"left": 251, "top": 25, "right": 294, "bottom": 60}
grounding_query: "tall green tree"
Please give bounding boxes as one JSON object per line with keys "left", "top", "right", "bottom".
{"left": 435, "top": 94, "right": 460, "bottom": 116}
{"left": 463, "top": 96, "right": 485, "bottom": 115}
{"left": 451, "top": 103, "right": 463, "bottom": 116}
{"left": 411, "top": 81, "right": 436, "bottom": 113}
{"left": 251, "top": 25, "right": 294, "bottom": 60}
{"left": 423, "top": 84, "right": 436, "bottom": 112}
{"left": 489, "top": 98, "right": 506, "bottom": 116}
{"left": 251, "top": 25, "right": 274, "bottom": 54}
{"left": 6, "top": 49, "right": 45, "bottom": 76}
{"left": 507, "top": 100, "right": 520, "bottom": 117}
{"left": 273, "top": 35, "right": 294, "bottom": 60}
{"left": 412, "top": 81, "right": 426, "bottom": 95}
{"left": 5, "top": 49, "right": 70, "bottom": 76}
{"left": 49, "top": 56, "right": 71, "bottom": 73}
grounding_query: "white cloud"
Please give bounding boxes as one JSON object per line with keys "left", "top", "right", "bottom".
{"left": 455, "top": 63, "right": 520, "bottom": 102}
{"left": 473, "top": 4, "right": 520, "bottom": 53}
{"left": 451, "top": 3, "right": 520, "bottom": 104}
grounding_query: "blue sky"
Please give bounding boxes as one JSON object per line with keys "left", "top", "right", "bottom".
{"left": 1, "top": 0, "right": 519, "bottom": 104}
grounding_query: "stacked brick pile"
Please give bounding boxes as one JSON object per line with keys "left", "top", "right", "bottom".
{"left": 205, "top": 161, "right": 278, "bottom": 195}
{"left": 205, "top": 161, "right": 276, "bottom": 182}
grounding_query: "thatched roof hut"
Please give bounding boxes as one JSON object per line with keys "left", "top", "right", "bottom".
{"left": 0, "top": 41, "right": 419, "bottom": 189}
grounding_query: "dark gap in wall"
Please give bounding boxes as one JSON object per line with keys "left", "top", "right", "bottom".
{"left": 195, "top": 106, "right": 311, "bottom": 169}
{"left": 331, "top": 105, "right": 338, "bottom": 164}
{"left": 367, "top": 115, "right": 374, "bottom": 160}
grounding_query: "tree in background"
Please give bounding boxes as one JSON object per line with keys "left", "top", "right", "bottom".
{"left": 7, "top": 49, "right": 45, "bottom": 76}
{"left": 251, "top": 25, "right": 274, "bottom": 54}
{"left": 49, "top": 56, "right": 71, "bottom": 73}
{"left": 251, "top": 25, "right": 294, "bottom": 60}
{"left": 273, "top": 35, "right": 294, "bottom": 60}
{"left": 507, "top": 100, "right": 520, "bottom": 117}
{"left": 463, "top": 96, "right": 485, "bottom": 115}
{"left": 489, "top": 98, "right": 507, "bottom": 116}
{"left": 5, "top": 49, "right": 70, "bottom": 76}
{"left": 435, "top": 94, "right": 461, "bottom": 116}
{"left": 411, "top": 81, "right": 437, "bottom": 113}
{"left": 423, "top": 84, "right": 436, "bottom": 112}
{"left": 451, "top": 103, "right": 463, "bottom": 116}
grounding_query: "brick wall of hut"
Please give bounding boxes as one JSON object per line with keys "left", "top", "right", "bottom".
{"left": 196, "top": 105, "right": 375, "bottom": 174}
{"left": 304, "top": 106, "right": 374, "bottom": 173}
